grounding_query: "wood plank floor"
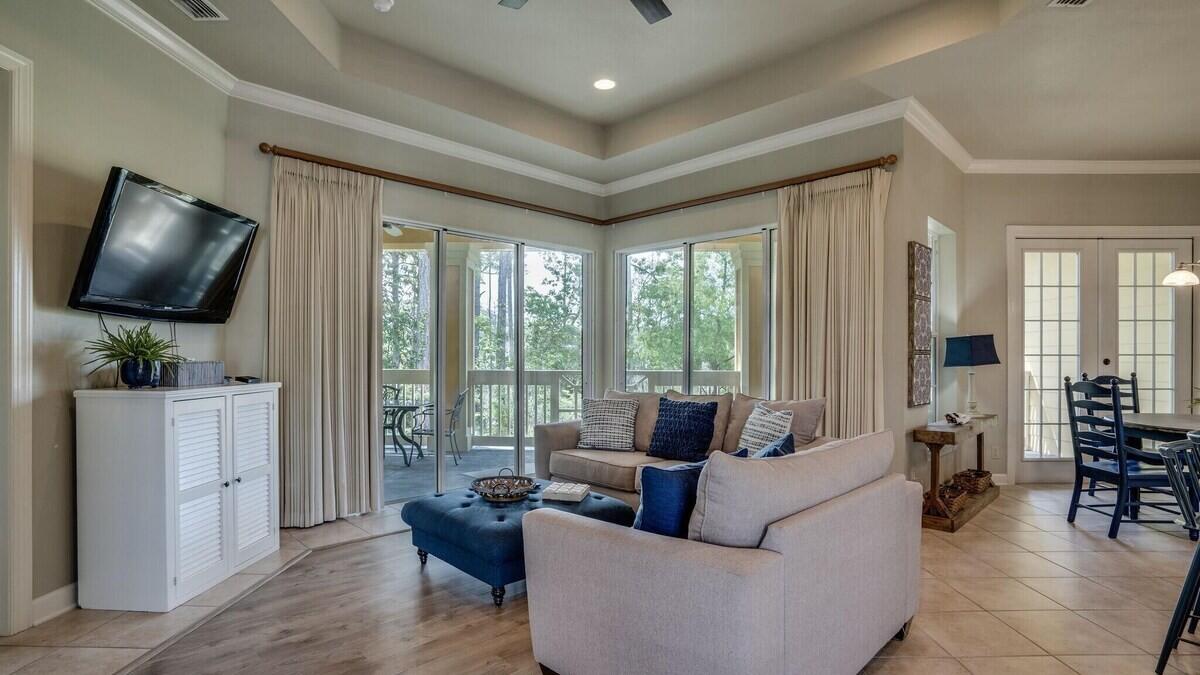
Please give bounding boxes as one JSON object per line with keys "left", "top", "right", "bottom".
{"left": 131, "top": 532, "right": 538, "bottom": 675}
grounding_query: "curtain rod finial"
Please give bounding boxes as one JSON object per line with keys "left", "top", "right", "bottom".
{"left": 259, "top": 143, "right": 274, "bottom": 155}
{"left": 884, "top": 154, "right": 898, "bottom": 165}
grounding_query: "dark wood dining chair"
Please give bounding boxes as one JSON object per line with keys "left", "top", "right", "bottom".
{"left": 1064, "top": 376, "right": 1181, "bottom": 538}
{"left": 1079, "top": 373, "right": 1157, "bottom": 496}
{"left": 1156, "top": 433, "right": 1200, "bottom": 673}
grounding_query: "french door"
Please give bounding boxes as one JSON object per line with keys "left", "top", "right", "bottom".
{"left": 1013, "top": 238, "right": 1192, "bottom": 482}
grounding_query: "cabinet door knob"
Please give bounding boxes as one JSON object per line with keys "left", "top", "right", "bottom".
{"left": 222, "top": 481, "right": 231, "bottom": 488}
{"left": 235, "top": 477, "right": 242, "bottom": 483}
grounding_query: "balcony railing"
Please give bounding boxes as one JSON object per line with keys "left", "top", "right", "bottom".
{"left": 383, "top": 368, "right": 741, "bottom": 448}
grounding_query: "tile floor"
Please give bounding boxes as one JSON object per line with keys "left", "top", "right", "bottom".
{"left": 0, "top": 505, "right": 410, "bottom": 675}
{"left": 865, "top": 484, "right": 1200, "bottom": 674}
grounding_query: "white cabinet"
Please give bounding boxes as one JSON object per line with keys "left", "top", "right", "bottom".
{"left": 75, "top": 382, "right": 280, "bottom": 612}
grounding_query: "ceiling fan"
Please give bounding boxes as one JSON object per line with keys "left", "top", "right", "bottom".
{"left": 498, "top": 0, "right": 671, "bottom": 25}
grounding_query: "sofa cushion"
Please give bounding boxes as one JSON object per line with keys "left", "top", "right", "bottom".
{"left": 578, "top": 398, "right": 639, "bottom": 451}
{"left": 723, "top": 393, "right": 826, "bottom": 451}
{"left": 752, "top": 433, "right": 795, "bottom": 458}
{"left": 689, "top": 431, "right": 894, "bottom": 547}
{"left": 649, "top": 398, "right": 719, "bottom": 462}
{"left": 738, "top": 405, "right": 794, "bottom": 453}
{"left": 634, "top": 461, "right": 707, "bottom": 538}
{"left": 665, "top": 390, "right": 733, "bottom": 454}
{"left": 605, "top": 390, "right": 662, "bottom": 452}
{"left": 549, "top": 449, "right": 662, "bottom": 492}
{"left": 634, "top": 459, "right": 688, "bottom": 492}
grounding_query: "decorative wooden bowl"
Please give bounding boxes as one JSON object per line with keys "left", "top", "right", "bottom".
{"left": 471, "top": 468, "right": 536, "bottom": 503}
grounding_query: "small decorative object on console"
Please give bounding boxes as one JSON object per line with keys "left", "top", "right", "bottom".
{"left": 945, "top": 412, "right": 970, "bottom": 426}
{"left": 543, "top": 482, "right": 590, "bottom": 503}
{"left": 470, "top": 468, "right": 536, "bottom": 503}
{"left": 162, "top": 360, "right": 225, "bottom": 387}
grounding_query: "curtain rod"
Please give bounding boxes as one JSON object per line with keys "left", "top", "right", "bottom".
{"left": 258, "top": 143, "right": 897, "bottom": 227}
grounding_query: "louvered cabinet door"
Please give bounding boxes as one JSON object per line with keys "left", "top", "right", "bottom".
{"left": 231, "top": 391, "right": 277, "bottom": 566}
{"left": 172, "top": 396, "right": 230, "bottom": 602}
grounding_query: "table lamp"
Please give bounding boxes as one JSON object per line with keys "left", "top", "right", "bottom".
{"left": 944, "top": 334, "right": 1000, "bottom": 414}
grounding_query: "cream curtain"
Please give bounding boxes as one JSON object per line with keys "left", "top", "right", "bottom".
{"left": 775, "top": 167, "right": 891, "bottom": 438}
{"left": 268, "top": 156, "right": 383, "bottom": 527}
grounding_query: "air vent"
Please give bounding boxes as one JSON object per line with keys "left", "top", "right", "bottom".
{"left": 1047, "top": 0, "right": 1093, "bottom": 7}
{"left": 169, "top": 0, "right": 227, "bottom": 21}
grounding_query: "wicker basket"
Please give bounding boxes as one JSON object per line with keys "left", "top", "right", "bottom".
{"left": 952, "top": 469, "right": 993, "bottom": 495}
{"left": 938, "top": 484, "right": 970, "bottom": 515}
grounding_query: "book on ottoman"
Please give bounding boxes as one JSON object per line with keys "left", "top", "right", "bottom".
{"left": 543, "top": 482, "right": 590, "bottom": 503}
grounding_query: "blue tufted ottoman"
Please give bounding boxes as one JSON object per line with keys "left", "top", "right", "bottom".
{"left": 400, "top": 483, "right": 635, "bottom": 606}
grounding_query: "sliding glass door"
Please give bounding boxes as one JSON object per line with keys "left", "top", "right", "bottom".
{"left": 619, "top": 231, "right": 771, "bottom": 397}
{"left": 523, "top": 248, "right": 586, "bottom": 474}
{"left": 381, "top": 224, "right": 590, "bottom": 502}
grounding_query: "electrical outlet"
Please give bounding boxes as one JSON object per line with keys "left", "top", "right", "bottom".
{"left": 990, "top": 443, "right": 1001, "bottom": 460}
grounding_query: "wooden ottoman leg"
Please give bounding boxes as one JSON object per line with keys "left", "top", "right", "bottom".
{"left": 491, "top": 586, "right": 506, "bottom": 607}
{"left": 417, "top": 549, "right": 428, "bottom": 565}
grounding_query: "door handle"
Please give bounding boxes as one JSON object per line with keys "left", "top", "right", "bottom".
{"left": 1103, "top": 358, "right": 1112, "bottom": 366}
{"left": 222, "top": 481, "right": 231, "bottom": 488}
{"left": 235, "top": 476, "right": 242, "bottom": 483}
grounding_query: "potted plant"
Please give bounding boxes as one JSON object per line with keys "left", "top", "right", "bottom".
{"left": 84, "top": 323, "right": 185, "bottom": 389}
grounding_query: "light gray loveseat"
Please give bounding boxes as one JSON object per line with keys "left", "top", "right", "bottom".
{"left": 524, "top": 430, "right": 922, "bottom": 675}
{"left": 533, "top": 390, "right": 832, "bottom": 506}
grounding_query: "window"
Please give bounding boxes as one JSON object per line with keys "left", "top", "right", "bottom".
{"left": 619, "top": 231, "right": 771, "bottom": 397}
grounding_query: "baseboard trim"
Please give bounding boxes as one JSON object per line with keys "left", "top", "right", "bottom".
{"left": 991, "top": 473, "right": 1011, "bottom": 486}
{"left": 32, "top": 583, "right": 76, "bottom": 625}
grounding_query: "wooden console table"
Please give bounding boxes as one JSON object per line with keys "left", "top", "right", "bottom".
{"left": 913, "top": 414, "right": 999, "bottom": 532}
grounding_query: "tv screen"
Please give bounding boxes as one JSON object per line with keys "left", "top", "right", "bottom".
{"left": 69, "top": 168, "right": 258, "bottom": 323}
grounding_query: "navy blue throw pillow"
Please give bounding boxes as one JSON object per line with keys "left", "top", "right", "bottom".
{"left": 750, "top": 433, "right": 795, "bottom": 459}
{"left": 648, "top": 398, "right": 718, "bottom": 461}
{"left": 634, "top": 461, "right": 705, "bottom": 538}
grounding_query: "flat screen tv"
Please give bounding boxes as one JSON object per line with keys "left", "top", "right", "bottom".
{"left": 69, "top": 167, "right": 258, "bottom": 323}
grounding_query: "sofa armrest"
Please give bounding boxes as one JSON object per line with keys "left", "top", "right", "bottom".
{"left": 758, "top": 474, "right": 922, "bottom": 675}
{"left": 533, "top": 419, "right": 580, "bottom": 479}
{"left": 524, "top": 509, "right": 785, "bottom": 675}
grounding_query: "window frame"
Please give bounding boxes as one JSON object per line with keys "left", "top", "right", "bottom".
{"left": 614, "top": 225, "right": 776, "bottom": 397}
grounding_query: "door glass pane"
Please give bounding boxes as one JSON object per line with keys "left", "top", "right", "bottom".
{"left": 1116, "top": 250, "right": 1176, "bottom": 413}
{"left": 625, "top": 248, "right": 684, "bottom": 392}
{"left": 523, "top": 247, "right": 584, "bottom": 474}
{"left": 381, "top": 224, "right": 436, "bottom": 503}
{"left": 1023, "top": 251, "right": 1080, "bottom": 460}
{"left": 691, "top": 234, "right": 766, "bottom": 397}
{"left": 448, "top": 234, "right": 517, "bottom": 489}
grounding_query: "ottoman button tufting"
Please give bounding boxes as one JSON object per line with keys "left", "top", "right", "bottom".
{"left": 497, "top": 515, "right": 506, "bottom": 522}
{"left": 460, "top": 503, "right": 471, "bottom": 508}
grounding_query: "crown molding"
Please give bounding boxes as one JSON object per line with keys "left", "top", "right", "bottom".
{"left": 87, "top": 0, "right": 1200, "bottom": 199}
{"left": 230, "top": 81, "right": 608, "bottom": 196}
{"left": 901, "top": 98, "right": 973, "bottom": 172}
{"left": 603, "top": 98, "right": 912, "bottom": 195}
{"left": 966, "top": 159, "right": 1200, "bottom": 175}
{"left": 84, "top": 0, "right": 237, "bottom": 93}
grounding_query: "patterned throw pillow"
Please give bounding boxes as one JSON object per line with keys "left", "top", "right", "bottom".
{"left": 751, "top": 433, "right": 795, "bottom": 458}
{"left": 648, "top": 398, "right": 718, "bottom": 462}
{"left": 578, "top": 398, "right": 639, "bottom": 451}
{"left": 738, "top": 404, "right": 794, "bottom": 453}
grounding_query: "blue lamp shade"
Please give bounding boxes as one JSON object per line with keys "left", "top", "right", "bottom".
{"left": 944, "top": 335, "right": 1000, "bottom": 368}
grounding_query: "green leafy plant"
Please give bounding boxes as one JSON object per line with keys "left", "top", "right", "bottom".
{"left": 83, "top": 323, "right": 185, "bottom": 373}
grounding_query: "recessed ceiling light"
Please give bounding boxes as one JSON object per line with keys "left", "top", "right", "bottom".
{"left": 374, "top": 0, "right": 394, "bottom": 12}
{"left": 593, "top": 79, "right": 616, "bottom": 91}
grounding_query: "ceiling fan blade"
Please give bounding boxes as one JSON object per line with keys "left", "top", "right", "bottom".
{"left": 498, "top": 0, "right": 528, "bottom": 8}
{"left": 630, "top": 0, "right": 671, "bottom": 24}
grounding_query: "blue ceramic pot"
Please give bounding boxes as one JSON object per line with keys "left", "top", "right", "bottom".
{"left": 120, "top": 359, "right": 161, "bottom": 389}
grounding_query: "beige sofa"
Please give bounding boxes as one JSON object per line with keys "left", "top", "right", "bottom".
{"left": 524, "top": 431, "right": 922, "bottom": 675}
{"left": 533, "top": 390, "right": 832, "bottom": 507}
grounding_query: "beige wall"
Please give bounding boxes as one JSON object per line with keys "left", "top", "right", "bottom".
{"left": 0, "top": 1, "right": 230, "bottom": 597}
{"left": 962, "top": 173, "right": 1200, "bottom": 478}
{"left": 886, "top": 124, "right": 965, "bottom": 482}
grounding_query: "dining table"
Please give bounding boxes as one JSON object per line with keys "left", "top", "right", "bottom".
{"left": 1122, "top": 413, "right": 1200, "bottom": 444}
